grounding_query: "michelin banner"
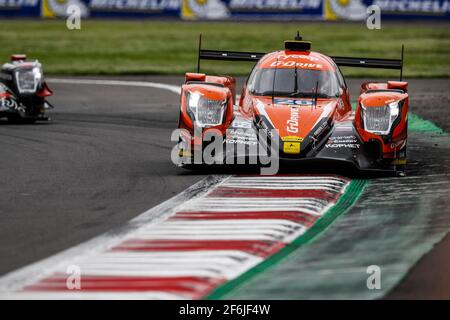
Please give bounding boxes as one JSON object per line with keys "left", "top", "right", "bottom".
{"left": 0, "top": 0, "right": 40, "bottom": 16}
{"left": 324, "top": 0, "right": 450, "bottom": 20}
{"left": 1, "top": 0, "right": 450, "bottom": 20}
{"left": 181, "top": 0, "right": 323, "bottom": 20}
{"left": 41, "top": 0, "right": 179, "bottom": 18}
{"left": 0, "top": 0, "right": 180, "bottom": 17}
{"left": 182, "top": 0, "right": 450, "bottom": 20}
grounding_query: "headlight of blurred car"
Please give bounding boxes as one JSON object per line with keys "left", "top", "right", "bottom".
{"left": 15, "top": 66, "right": 42, "bottom": 94}
{"left": 361, "top": 101, "right": 400, "bottom": 135}
{"left": 186, "top": 91, "right": 226, "bottom": 127}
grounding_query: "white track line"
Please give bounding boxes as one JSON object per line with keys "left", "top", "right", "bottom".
{"left": 46, "top": 78, "right": 181, "bottom": 94}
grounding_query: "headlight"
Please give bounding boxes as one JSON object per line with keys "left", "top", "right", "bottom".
{"left": 15, "top": 66, "right": 42, "bottom": 94}
{"left": 186, "top": 91, "right": 226, "bottom": 127}
{"left": 361, "top": 101, "right": 400, "bottom": 135}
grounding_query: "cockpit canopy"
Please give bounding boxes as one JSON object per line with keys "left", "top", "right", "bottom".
{"left": 247, "top": 67, "right": 342, "bottom": 99}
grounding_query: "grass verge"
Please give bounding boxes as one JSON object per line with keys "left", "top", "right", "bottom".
{"left": 0, "top": 20, "right": 449, "bottom": 77}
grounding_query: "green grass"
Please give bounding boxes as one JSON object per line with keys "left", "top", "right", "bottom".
{"left": 0, "top": 20, "right": 449, "bottom": 77}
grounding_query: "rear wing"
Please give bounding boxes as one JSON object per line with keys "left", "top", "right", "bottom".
{"left": 331, "top": 45, "right": 404, "bottom": 80}
{"left": 196, "top": 35, "right": 405, "bottom": 81}
{"left": 197, "top": 35, "right": 264, "bottom": 72}
{"left": 199, "top": 50, "right": 265, "bottom": 63}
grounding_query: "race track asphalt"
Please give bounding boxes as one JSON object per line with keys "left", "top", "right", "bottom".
{"left": 0, "top": 75, "right": 449, "bottom": 299}
{"left": 0, "top": 76, "right": 205, "bottom": 276}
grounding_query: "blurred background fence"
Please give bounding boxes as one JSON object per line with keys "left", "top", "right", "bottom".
{"left": 2, "top": 0, "right": 450, "bottom": 21}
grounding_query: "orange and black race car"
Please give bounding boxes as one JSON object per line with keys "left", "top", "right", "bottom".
{"left": 175, "top": 34, "right": 408, "bottom": 175}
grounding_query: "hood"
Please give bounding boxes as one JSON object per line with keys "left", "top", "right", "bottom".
{"left": 253, "top": 96, "right": 337, "bottom": 140}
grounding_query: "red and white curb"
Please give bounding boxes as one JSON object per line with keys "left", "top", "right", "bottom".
{"left": 0, "top": 175, "right": 350, "bottom": 300}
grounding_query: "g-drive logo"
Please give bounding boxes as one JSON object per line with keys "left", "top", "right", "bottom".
{"left": 287, "top": 107, "right": 300, "bottom": 134}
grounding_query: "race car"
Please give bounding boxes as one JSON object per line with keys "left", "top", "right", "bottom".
{"left": 175, "top": 34, "right": 408, "bottom": 175}
{"left": 0, "top": 54, "right": 53, "bottom": 123}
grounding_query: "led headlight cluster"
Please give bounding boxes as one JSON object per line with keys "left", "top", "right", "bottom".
{"left": 15, "top": 66, "right": 42, "bottom": 94}
{"left": 361, "top": 101, "right": 401, "bottom": 135}
{"left": 186, "top": 91, "right": 226, "bottom": 127}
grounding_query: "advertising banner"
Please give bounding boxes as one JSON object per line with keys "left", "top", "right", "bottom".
{"left": 324, "top": 0, "right": 450, "bottom": 21}
{"left": 1, "top": 0, "right": 449, "bottom": 20}
{"left": 181, "top": 0, "right": 323, "bottom": 20}
{"left": 41, "top": 0, "right": 180, "bottom": 18}
{"left": 0, "top": 0, "right": 41, "bottom": 17}
{"left": 372, "top": 0, "right": 450, "bottom": 20}
{"left": 181, "top": 0, "right": 450, "bottom": 21}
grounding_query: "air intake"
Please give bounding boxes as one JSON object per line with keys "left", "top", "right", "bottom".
{"left": 284, "top": 40, "right": 311, "bottom": 52}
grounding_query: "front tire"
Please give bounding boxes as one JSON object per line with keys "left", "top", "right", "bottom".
{"left": 7, "top": 116, "right": 36, "bottom": 124}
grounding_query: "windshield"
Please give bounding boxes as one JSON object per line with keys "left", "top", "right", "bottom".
{"left": 248, "top": 67, "right": 341, "bottom": 98}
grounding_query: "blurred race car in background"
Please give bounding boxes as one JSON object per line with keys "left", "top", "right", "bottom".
{"left": 176, "top": 34, "right": 409, "bottom": 175}
{"left": 0, "top": 54, "right": 53, "bottom": 123}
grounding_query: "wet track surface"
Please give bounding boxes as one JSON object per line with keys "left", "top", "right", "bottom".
{"left": 0, "top": 76, "right": 449, "bottom": 298}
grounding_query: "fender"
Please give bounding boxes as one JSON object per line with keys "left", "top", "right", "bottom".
{"left": 355, "top": 82, "right": 409, "bottom": 159}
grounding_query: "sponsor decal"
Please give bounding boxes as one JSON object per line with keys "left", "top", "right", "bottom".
{"left": 325, "top": 135, "right": 360, "bottom": 149}
{"left": 0, "top": 97, "right": 18, "bottom": 109}
{"left": 283, "top": 142, "right": 301, "bottom": 154}
{"left": 282, "top": 136, "right": 303, "bottom": 154}
{"left": 225, "top": 138, "right": 258, "bottom": 146}
{"left": 226, "top": 128, "right": 258, "bottom": 145}
{"left": 313, "top": 120, "right": 329, "bottom": 137}
{"left": 270, "top": 61, "right": 324, "bottom": 69}
{"left": 231, "top": 117, "right": 253, "bottom": 129}
{"left": 286, "top": 106, "right": 300, "bottom": 134}
{"left": 274, "top": 98, "right": 314, "bottom": 106}
{"left": 277, "top": 54, "right": 320, "bottom": 62}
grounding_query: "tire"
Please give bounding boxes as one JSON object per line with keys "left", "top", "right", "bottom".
{"left": 395, "top": 145, "right": 407, "bottom": 176}
{"left": 7, "top": 116, "right": 35, "bottom": 124}
{"left": 7, "top": 115, "right": 21, "bottom": 124}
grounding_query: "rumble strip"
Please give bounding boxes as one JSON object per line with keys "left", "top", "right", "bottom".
{"left": 0, "top": 174, "right": 350, "bottom": 300}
